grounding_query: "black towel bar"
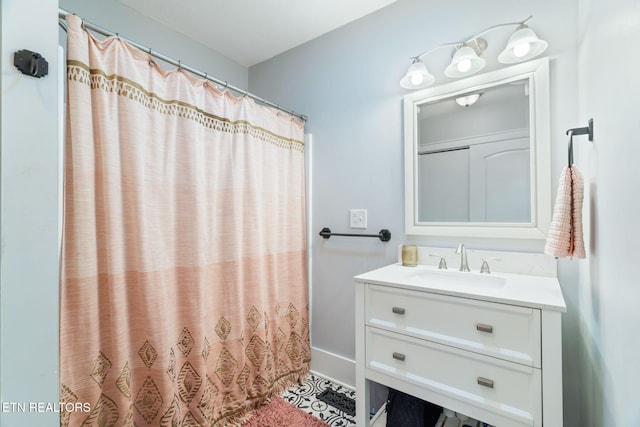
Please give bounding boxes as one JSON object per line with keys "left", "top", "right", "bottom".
{"left": 319, "top": 227, "right": 391, "bottom": 242}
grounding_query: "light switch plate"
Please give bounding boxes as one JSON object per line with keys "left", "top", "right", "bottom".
{"left": 350, "top": 209, "right": 367, "bottom": 229}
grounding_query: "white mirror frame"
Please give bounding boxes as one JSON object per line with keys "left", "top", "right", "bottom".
{"left": 404, "top": 57, "right": 551, "bottom": 239}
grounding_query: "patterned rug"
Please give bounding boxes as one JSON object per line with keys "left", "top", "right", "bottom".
{"left": 241, "top": 397, "right": 329, "bottom": 427}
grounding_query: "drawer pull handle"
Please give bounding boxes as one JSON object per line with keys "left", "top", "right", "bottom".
{"left": 476, "top": 323, "right": 493, "bottom": 333}
{"left": 392, "top": 352, "right": 406, "bottom": 361}
{"left": 392, "top": 307, "right": 406, "bottom": 315}
{"left": 477, "top": 377, "right": 494, "bottom": 389}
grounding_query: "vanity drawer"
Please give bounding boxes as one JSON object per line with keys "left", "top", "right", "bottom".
{"left": 366, "top": 284, "right": 541, "bottom": 367}
{"left": 366, "top": 326, "right": 541, "bottom": 426}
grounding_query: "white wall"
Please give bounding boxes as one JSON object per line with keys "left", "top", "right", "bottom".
{"left": 249, "top": 0, "right": 582, "bottom": 422}
{"left": 577, "top": 0, "right": 640, "bottom": 425}
{"left": 1, "top": 0, "right": 60, "bottom": 425}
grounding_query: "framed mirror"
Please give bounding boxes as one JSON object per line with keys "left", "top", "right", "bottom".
{"left": 404, "top": 58, "right": 551, "bottom": 239}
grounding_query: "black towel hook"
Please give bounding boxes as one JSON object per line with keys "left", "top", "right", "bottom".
{"left": 566, "top": 118, "right": 593, "bottom": 166}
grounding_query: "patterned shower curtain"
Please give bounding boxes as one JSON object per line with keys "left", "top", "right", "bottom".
{"left": 60, "top": 15, "right": 309, "bottom": 427}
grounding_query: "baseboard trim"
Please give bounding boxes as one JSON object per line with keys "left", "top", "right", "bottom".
{"left": 310, "top": 346, "right": 355, "bottom": 389}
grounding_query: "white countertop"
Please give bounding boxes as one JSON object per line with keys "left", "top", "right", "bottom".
{"left": 354, "top": 263, "right": 566, "bottom": 312}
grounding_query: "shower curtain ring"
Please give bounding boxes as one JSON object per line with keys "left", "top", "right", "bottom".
{"left": 223, "top": 81, "right": 228, "bottom": 92}
{"left": 203, "top": 72, "right": 208, "bottom": 86}
{"left": 178, "top": 60, "right": 182, "bottom": 71}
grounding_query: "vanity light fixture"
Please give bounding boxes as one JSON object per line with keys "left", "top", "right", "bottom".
{"left": 400, "top": 15, "right": 547, "bottom": 90}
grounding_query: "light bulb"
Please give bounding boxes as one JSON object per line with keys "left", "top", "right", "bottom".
{"left": 513, "top": 42, "right": 531, "bottom": 58}
{"left": 457, "top": 58, "right": 472, "bottom": 73}
{"left": 411, "top": 73, "right": 424, "bottom": 85}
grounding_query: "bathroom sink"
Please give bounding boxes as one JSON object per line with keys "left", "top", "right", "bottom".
{"left": 408, "top": 268, "right": 506, "bottom": 289}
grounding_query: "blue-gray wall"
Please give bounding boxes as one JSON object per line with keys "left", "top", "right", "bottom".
{"left": 249, "top": 0, "right": 581, "bottom": 423}
{"left": 59, "top": 0, "right": 248, "bottom": 89}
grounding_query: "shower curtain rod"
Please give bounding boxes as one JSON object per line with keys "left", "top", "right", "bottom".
{"left": 58, "top": 7, "right": 308, "bottom": 122}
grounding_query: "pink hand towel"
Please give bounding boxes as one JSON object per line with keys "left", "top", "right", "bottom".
{"left": 545, "top": 165, "right": 586, "bottom": 259}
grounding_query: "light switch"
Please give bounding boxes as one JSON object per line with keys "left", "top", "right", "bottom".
{"left": 350, "top": 209, "right": 367, "bottom": 229}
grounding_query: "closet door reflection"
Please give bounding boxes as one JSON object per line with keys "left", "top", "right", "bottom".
{"left": 469, "top": 137, "right": 530, "bottom": 222}
{"left": 418, "top": 148, "right": 469, "bottom": 222}
{"left": 418, "top": 135, "right": 530, "bottom": 223}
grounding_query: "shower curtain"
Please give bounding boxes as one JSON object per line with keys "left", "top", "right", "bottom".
{"left": 60, "top": 14, "right": 309, "bottom": 427}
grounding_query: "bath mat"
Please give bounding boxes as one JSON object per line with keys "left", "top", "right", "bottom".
{"left": 241, "top": 396, "right": 330, "bottom": 427}
{"left": 316, "top": 389, "right": 356, "bottom": 417}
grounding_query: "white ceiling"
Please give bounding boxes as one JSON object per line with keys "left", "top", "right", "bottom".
{"left": 119, "top": 0, "right": 398, "bottom": 67}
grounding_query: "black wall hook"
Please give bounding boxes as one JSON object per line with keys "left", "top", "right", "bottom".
{"left": 566, "top": 118, "right": 593, "bottom": 141}
{"left": 13, "top": 49, "right": 49, "bottom": 78}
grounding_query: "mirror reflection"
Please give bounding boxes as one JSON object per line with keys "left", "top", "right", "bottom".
{"left": 416, "top": 78, "right": 531, "bottom": 223}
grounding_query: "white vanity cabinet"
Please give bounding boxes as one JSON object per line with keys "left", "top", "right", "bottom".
{"left": 354, "top": 263, "right": 566, "bottom": 427}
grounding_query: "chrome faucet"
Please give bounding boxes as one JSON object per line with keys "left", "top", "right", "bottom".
{"left": 456, "top": 244, "right": 470, "bottom": 272}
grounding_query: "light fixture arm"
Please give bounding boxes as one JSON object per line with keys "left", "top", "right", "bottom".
{"left": 411, "top": 16, "right": 533, "bottom": 60}
{"left": 464, "top": 15, "right": 533, "bottom": 43}
{"left": 409, "top": 15, "right": 533, "bottom": 60}
{"left": 413, "top": 42, "right": 460, "bottom": 61}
